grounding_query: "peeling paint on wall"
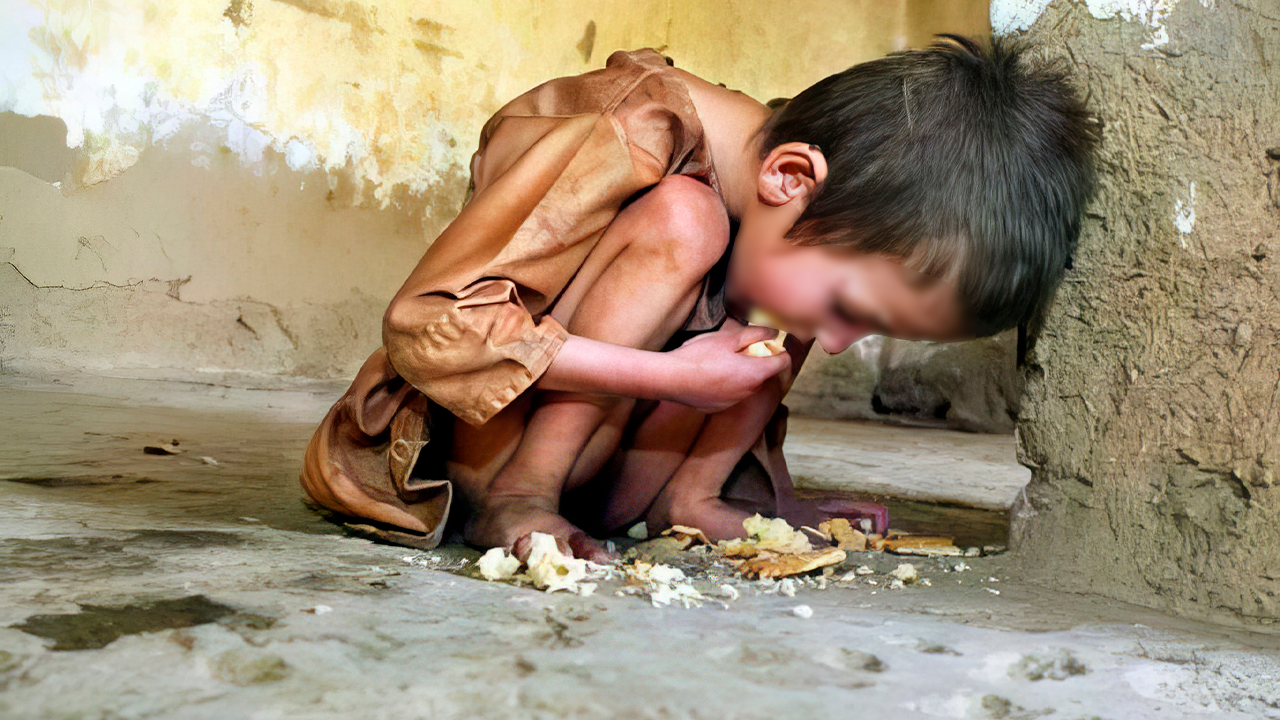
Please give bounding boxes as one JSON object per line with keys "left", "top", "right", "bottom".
{"left": 2, "top": 0, "right": 989, "bottom": 206}
{"left": 1084, "top": 0, "right": 1179, "bottom": 49}
{"left": 0, "top": 0, "right": 482, "bottom": 203}
{"left": 992, "top": 0, "right": 1186, "bottom": 49}
{"left": 990, "top": 0, "right": 1057, "bottom": 33}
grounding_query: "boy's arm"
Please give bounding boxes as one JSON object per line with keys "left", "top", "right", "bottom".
{"left": 535, "top": 325, "right": 793, "bottom": 414}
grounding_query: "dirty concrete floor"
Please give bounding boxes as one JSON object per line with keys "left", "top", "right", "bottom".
{"left": 1, "top": 372, "right": 1279, "bottom": 719}
{"left": 787, "top": 416, "right": 1031, "bottom": 511}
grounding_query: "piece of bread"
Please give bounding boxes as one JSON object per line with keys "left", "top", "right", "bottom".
{"left": 743, "top": 308, "right": 788, "bottom": 357}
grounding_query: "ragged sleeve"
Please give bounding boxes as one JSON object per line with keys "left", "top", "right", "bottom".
{"left": 383, "top": 51, "right": 689, "bottom": 425}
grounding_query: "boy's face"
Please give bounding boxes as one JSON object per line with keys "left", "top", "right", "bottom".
{"left": 726, "top": 142, "right": 970, "bottom": 353}
{"left": 727, "top": 239, "right": 971, "bottom": 354}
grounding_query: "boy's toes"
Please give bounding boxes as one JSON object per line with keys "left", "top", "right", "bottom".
{"left": 473, "top": 504, "right": 610, "bottom": 564}
{"left": 566, "top": 531, "right": 614, "bottom": 564}
{"left": 510, "top": 528, "right": 611, "bottom": 564}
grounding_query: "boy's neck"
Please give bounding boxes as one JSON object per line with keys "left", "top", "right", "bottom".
{"left": 711, "top": 122, "right": 767, "bottom": 222}
{"left": 676, "top": 72, "right": 771, "bottom": 221}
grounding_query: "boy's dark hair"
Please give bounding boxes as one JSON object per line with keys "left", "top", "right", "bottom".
{"left": 759, "top": 34, "right": 1101, "bottom": 338}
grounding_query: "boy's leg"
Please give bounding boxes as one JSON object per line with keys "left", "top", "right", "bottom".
{"left": 641, "top": 380, "right": 784, "bottom": 539}
{"left": 459, "top": 176, "right": 731, "bottom": 558}
{"left": 564, "top": 398, "right": 707, "bottom": 534}
{"left": 570, "top": 384, "right": 786, "bottom": 541}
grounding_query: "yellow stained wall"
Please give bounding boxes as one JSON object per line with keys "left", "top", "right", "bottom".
{"left": 0, "top": 0, "right": 988, "bottom": 378}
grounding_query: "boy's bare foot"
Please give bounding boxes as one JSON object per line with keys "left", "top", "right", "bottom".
{"left": 465, "top": 495, "right": 613, "bottom": 564}
{"left": 645, "top": 492, "right": 752, "bottom": 542}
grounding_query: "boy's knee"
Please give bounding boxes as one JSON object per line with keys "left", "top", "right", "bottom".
{"left": 627, "top": 175, "right": 730, "bottom": 278}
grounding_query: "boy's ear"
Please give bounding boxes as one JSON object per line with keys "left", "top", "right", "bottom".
{"left": 758, "top": 142, "right": 828, "bottom": 207}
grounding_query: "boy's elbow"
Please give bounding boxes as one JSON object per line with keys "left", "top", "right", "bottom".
{"left": 383, "top": 296, "right": 474, "bottom": 378}
{"left": 382, "top": 297, "right": 444, "bottom": 373}
{"left": 383, "top": 298, "right": 416, "bottom": 347}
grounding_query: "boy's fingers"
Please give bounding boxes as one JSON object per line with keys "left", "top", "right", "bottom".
{"left": 511, "top": 534, "right": 533, "bottom": 563}
{"left": 736, "top": 325, "right": 782, "bottom": 350}
{"left": 740, "top": 352, "right": 790, "bottom": 383}
{"left": 763, "top": 352, "right": 791, "bottom": 375}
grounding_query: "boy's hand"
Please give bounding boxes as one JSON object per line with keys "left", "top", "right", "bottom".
{"left": 666, "top": 322, "right": 791, "bottom": 413}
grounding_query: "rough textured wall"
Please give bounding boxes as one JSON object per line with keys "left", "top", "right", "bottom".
{"left": 786, "top": 330, "right": 1023, "bottom": 433}
{"left": 0, "top": 0, "right": 989, "bottom": 379}
{"left": 1002, "top": 0, "right": 1280, "bottom": 624}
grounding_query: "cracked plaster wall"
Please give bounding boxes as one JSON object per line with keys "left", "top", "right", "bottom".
{"left": 0, "top": 0, "right": 990, "bottom": 381}
{"left": 999, "top": 0, "right": 1280, "bottom": 624}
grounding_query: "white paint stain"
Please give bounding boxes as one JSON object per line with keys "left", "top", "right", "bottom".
{"left": 1085, "top": 0, "right": 1178, "bottom": 49}
{"left": 1173, "top": 181, "right": 1197, "bottom": 244}
{"left": 990, "top": 0, "right": 1057, "bottom": 33}
{"left": 991, "top": 0, "right": 1183, "bottom": 49}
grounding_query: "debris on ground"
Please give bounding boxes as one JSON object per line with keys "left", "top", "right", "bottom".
{"left": 882, "top": 534, "right": 965, "bottom": 557}
{"left": 469, "top": 533, "right": 698, "bottom": 603}
{"left": 735, "top": 546, "right": 847, "bottom": 580}
{"left": 816, "top": 518, "right": 868, "bottom": 551}
{"left": 402, "top": 552, "right": 471, "bottom": 573}
{"left": 525, "top": 533, "right": 596, "bottom": 595}
{"left": 620, "top": 561, "right": 705, "bottom": 608}
{"left": 411, "top": 512, "right": 995, "bottom": 608}
{"left": 661, "top": 524, "right": 711, "bottom": 549}
{"left": 720, "top": 514, "right": 814, "bottom": 556}
{"left": 888, "top": 563, "right": 919, "bottom": 589}
{"left": 712, "top": 514, "right": 847, "bottom": 579}
{"left": 626, "top": 522, "right": 648, "bottom": 540}
{"left": 477, "top": 547, "right": 522, "bottom": 581}
{"left": 791, "top": 604, "right": 814, "bottom": 619}
{"left": 143, "top": 440, "right": 183, "bottom": 455}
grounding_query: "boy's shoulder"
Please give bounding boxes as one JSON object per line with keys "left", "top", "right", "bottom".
{"left": 476, "top": 49, "right": 712, "bottom": 185}
{"left": 487, "top": 49, "right": 683, "bottom": 123}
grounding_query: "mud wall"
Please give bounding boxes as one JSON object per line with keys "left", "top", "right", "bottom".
{"left": 0, "top": 0, "right": 989, "bottom": 381}
{"left": 999, "top": 0, "right": 1280, "bottom": 623}
{"left": 786, "top": 330, "right": 1023, "bottom": 433}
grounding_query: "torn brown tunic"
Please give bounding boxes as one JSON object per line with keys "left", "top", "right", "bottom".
{"left": 300, "top": 49, "right": 799, "bottom": 547}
